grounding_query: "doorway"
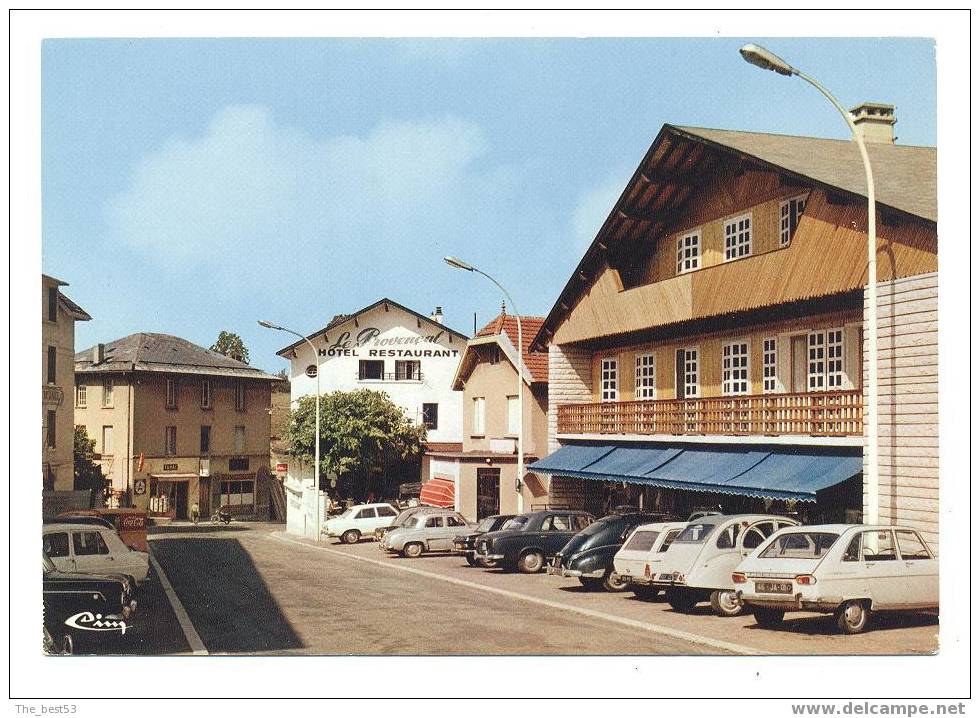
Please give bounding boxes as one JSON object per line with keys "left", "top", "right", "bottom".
{"left": 175, "top": 482, "right": 189, "bottom": 520}
{"left": 476, "top": 468, "right": 500, "bottom": 519}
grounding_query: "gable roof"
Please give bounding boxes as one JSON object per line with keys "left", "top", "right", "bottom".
{"left": 531, "top": 123, "right": 937, "bottom": 351}
{"left": 42, "top": 274, "right": 92, "bottom": 321}
{"left": 275, "top": 297, "right": 469, "bottom": 357}
{"left": 453, "top": 313, "right": 548, "bottom": 389}
{"left": 76, "top": 332, "right": 278, "bottom": 380}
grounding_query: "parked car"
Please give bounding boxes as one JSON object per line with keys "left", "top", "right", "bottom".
{"left": 474, "top": 510, "right": 594, "bottom": 574}
{"left": 43, "top": 523, "right": 150, "bottom": 584}
{"left": 612, "top": 520, "right": 689, "bottom": 599}
{"left": 650, "top": 514, "right": 800, "bottom": 616}
{"left": 548, "top": 511, "right": 677, "bottom": 591}
{"left": 380, "top": 509, "right": 472, "bottom": 557}
{"left": 452, "top": 514, "right": 516, "bottom": 566}
{"left": 43, "top": 552, "right": 137, "bottom": 654}
{"left": 323, "top": 502, "right": 400, "bottom": 544}
{"left": 374, "top": 505, "right": 442, "bottom": 542}
{"left": 734, "top": 524, "right": 938, "bottom": 634}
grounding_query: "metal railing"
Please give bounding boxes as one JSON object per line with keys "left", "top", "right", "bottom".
{"left": 557, "top": 390, "right": 863, "bottom": 437}
{"left": 355, "top": 372, "right": 425, "bottom": 382}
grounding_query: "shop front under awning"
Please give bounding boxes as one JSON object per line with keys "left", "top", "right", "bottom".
{"left": 419, "top": 477, "right": 455, "bottom": 508}
{"left": 528, "top": 443, "right": 862, "bottom": 502}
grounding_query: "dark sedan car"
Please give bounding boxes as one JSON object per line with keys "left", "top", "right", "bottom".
{"left": 474, "top": 510, "right": 594, "bottom": 574}
{"left": 452, "top": 514, "right": 516, "bottom": 566}
{"left": 547, "top": 511, "right": 679, "bottom": 592}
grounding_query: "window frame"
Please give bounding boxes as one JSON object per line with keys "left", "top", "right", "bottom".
{"left": 394, "top": 359, "right": 421, "bottom": 381}
{"left": 600, "top": 357, "right": 618, "bottom": 402}
{"left": 472, "top": 397, "right": 486, "bottom": 436}
{"left": 45, "top": 410, "right": 57, "bottom": 449}
{"left": 635, "top": 353, "right": 656, "bottom": 400}
{"left": 102, "top": 377, "right": 114, "bottom": 408}
{"left": 779, "top": 194, "right": 807, "bottom": 247}
{"left": 676, "top": 229, "right": 701, "bottom": 275}
{"left": 200, "top": 379, "right": 212, "bottom": 410}
{"left": 166, "top": 378, "right": 178, "bottom": 409}
{"left": 47, "top": 346, "right": 57, "bottom": 385}
{"left": 683, "top": 348, "right": 700, "bottom": 399}
{"left": 234, "top": 425, "right": 246, "bottom": 455}
{"left": 357, "top": 360, "right": 385, "bottom": 381}
{"left": 506, "top": 395, "right": 519, "bottom": 436}
{"left": 808, "top": 328, "right": 845, "bottom": 392}
{"left": 762, "top": 337, "right": 778, "bottom": 394}
{"left": 200, "top": 425, "right": 211, "bottom": 455}
{"left": 721, "top": 340, "right": 751, "bottom": 396}
{"left": 101, "top": 425, "right": 114, "bottom": 456}
{"left": 723, "top": 213, "right": 753, "bottom": 261}
{"left": 234, "top": 380, "right": 246, "bottom": 411}
{"left": 164, "top": 426, "right": 177, "bottom": 456}
{"left": 75, "top": 383, "right": 87, "bottom": 408}
{"left": 422, "top": 402, "right": 439, "bottom": 431}
{"left": 47, "top": 286, "right": 59, "bottom": 323}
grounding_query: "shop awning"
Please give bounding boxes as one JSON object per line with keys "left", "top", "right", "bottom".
{"left": 528, "top": 443, "right": 861, "bottom": 502}
{"left": 419, "top": 477, "right": 455, "bottom": 508}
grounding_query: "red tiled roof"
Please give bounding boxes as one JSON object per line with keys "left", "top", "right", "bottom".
{"left": 476, "top": 313, "right": 548, "bottom": 383}
{"left": 423, "top": 442, "right": 464, "bottom": 454}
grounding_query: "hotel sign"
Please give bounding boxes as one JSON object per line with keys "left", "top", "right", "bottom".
{"left": 318, "top": 327, "right": 459, "bottom": 358}
{"left": 162, "top": 463, "right": 179, "bottom": 471}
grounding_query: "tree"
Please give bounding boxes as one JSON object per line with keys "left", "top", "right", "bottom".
{"left": 73, "top": 426, "right": 107, "bottom": 501}
{"left": 285, "top": 389, "right": 426, "bottom": 501}
{"left": 210, "top": 331, "right": 250, "bottom": 364}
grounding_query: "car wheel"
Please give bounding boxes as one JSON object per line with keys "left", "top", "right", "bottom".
{"left": 517, "top": 550, "right": 545, "bottom": 574}
{"left": 753, "top": 608, "right": 785, "bottom": 628}
{"left": 402, "top": 542, "right": 424, "bottom": 558}
{"left": 666, "top": 588, "right": 699, "bottom": 613}
{"left": 464, "top": 554, "right": 478, "bottom": 566}
{"left": 602, "top": 568, "right": 630, "bottom": 592}
{"left": 578, "top": 577, "right": 602, "bottom": 590}
{"left": 835, "top": 600, "right": 870, "bottom": 634}
{"left": 709, "top": 589, "right": 744, "bottom": 617}
{"left": 341, "top": 529, "right": 361, "bottom": 545}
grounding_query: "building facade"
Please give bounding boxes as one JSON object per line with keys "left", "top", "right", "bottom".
{"left": 530, "top": 106, "right": 939, "bottom": 547}
{"left": 74, "top": 333, "right": 278, "bottom": 520}
{"left": 41, "top": 275, "right": 91, "bottom": 515}
{"left": 426, "top": 312, "right": 549, "bottom": 521}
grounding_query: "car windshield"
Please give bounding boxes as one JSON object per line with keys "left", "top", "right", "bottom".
{"left": 673, "top": 522, "right": 718, "bottom": 543}
{"left": 394, "top": 511, "right": 417, "bottom": 526}
{"left": 338, "top": 507, "right": 355, "bottom": 518}
{"left": 759, "top": 531, "right": 841, "bottom": 559}
{"left": 622, "top": 530, "right": 660, "bottom": 552}
{"left": 502, "top": 516, "right": 529, "bottom": 531}
{"left": 476, "top": 517, "right": 497, "bottom": 532}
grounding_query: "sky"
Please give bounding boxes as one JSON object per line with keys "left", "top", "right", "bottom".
{"left": 41, "top": 37, "right": 937, "bottom": 374}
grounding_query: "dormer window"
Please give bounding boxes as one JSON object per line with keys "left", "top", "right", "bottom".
{"left": 724, "top": 214, "right": 752, "bottom": 261}
{"left": 676, "top": 230, "right": 701, "bottom": 275}
{"left": 780, "top": 195, "right": 807, "bottom": 246}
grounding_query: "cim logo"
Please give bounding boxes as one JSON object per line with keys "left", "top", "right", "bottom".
{"left": 64, "top": 611, "right": 127, "bottom": 635}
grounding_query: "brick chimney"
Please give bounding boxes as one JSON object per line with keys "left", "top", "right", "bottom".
{"left": 92, "top": 343, "right": 105, "bottom": 364}
{"left": 849, "top": 102, "right": 897, "bottom": 144}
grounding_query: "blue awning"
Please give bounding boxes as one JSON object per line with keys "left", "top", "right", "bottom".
{"left": 529, "top": 443, "right": 861, "bottom": 502}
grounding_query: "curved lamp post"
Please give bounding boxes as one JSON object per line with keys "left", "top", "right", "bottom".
{"left": 259, "top": 319, "right": 321, "bottom": 541}
{"left": 444, "top": 256, "right": 525, "bottom": 514}
{"left": 740, "top": 43, "right": 879, "bottom": 525}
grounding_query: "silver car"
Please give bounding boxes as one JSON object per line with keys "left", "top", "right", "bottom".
{"left": 380, "top": 510, "right": 472, "bottom": 558}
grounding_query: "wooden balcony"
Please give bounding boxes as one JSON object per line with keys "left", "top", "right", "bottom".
{"left": 557, "top": 390, "right": 863, "bottom": 438}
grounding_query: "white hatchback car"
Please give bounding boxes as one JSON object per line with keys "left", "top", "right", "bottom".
{"left": 734, "top": 524, "right": 939, "bottom": 634}
{"left": 613, "top": 521, "right": 688, "bottom": 599}
{"left": 43, "top": 523, "right": 150, "bottom": 584}
{"left": 323, "top": 503, "right": 399, "bottom": 544}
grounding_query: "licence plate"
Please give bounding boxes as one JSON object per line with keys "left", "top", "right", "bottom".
{"left": 755, "top": 581, "right": 793, "bottom": 594}
{"left": 454, "top": 542, "right": 466, "bottom": 550}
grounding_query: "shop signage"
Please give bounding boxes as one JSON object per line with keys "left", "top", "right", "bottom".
{"left": 317, "top": 327, "right": 459, "bottom": 359}
{"left": 276, "top": 462, "right": 288, "bottom": 473}
{"left": 163, "top": 463, "right": 178, "bottom": 471}
{"left": 134, "top": 479, "right": 147, "bottom": 496}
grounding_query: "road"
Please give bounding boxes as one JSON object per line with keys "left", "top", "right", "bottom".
{"left": 100, "top": 522, "right": 939, "bottom": 656}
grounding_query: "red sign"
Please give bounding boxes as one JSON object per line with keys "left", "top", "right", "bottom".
{"left": 275, "top": 463, "right": 288, "bottom": 473}
{"left": 121, "top": 515, "right": 146, "bottom": 529}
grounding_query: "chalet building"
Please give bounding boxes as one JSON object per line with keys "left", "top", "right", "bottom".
{"left": 529, "top": 105, "right": 938, "bottom": 547}
{"left": 41, "top": 275, "right": 91, "bottom": 519}
{"left": 74, "top": 333, "right": 279, "bottom": 520}
{"left": 426, "top": 310, "right": 549, "bottom": 521}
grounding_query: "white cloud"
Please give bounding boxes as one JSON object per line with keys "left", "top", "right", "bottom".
{"left": 570, "top": 165, "right": 633, "bottom": 249}
{"left": 106, "top": 106, "right": 489, "bottom": 264}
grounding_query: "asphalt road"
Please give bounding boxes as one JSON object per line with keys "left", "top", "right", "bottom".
{"left": 108, "top": 522, "right": 938, "bottom": 656}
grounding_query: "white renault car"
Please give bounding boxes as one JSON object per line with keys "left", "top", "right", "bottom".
{"left": 323, "top": 503, "right": 399, "bottom": 544}
{"left": 650, "top": 514, "right": 799, "bottom": 616}
{"left": 734, "top": 524, "right": 939, "bottom": 634}
{"left": 43, "top": 523, "right": 149, "bottom": 584}
{"left": 613, "top": 521, "right": 688, "bottom": 600}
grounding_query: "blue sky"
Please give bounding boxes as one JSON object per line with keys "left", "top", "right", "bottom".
{"left": 42, "top": 37, "right": 936, "bottom": 373}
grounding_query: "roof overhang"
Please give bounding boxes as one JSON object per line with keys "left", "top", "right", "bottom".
{"left": 451, "top": 334, "right": 539, "bottom": 390}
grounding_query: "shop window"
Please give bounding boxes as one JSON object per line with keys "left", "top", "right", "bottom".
{"left": 676, "top": 230, "right": 701, "bottom": 274}
{"left": 722, "top": 341, "right": 750, "bottom": 396}
{"left": 358, "top": 360, "right": 384, "bottom": 381}
{"left": 724, "top": 214, "right": 752, "bottom": 261}
{"left": 422, "top": 403, "right": 439, "bottom": 430}
{"left": 635, "top": 354, "right": 656, "bottom": 400}
{"left": 780, "top": 195, "right": 807, "bottom": 246}
{"left": 600, "top": 358, "right": 618, "bottom": 402}
{"left": 395, "top": 360, "right": 421, "bottom": 381}
{"left": 220, "top": 479, "right": 255, "bottom": 507}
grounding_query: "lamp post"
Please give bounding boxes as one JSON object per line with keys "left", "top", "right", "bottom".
{"left": 740, "top": 43, "right": 879, "bottom": 525}
{"left": 444, "top": 256, "right": 525, "bottom": 514}
{"left": 259, "top": 319, "right": 321, "bottom": 541}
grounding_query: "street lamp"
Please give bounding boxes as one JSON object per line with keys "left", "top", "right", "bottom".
{"left": 258, "top": 319, "right": 321, "bottom": 541}
{"left": 740, "top": 43, "right": 880, "bottom": 525}
{"left": 444, "top": 256, "right": 526, "bottom": 514}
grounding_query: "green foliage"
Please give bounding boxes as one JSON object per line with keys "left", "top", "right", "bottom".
{"left": 73, "top": 425, "right": 106, "bottom": 495}
{"left": 210, "top": 331, "right": 250, "bottom": 364}
{"left": 285, "top": 389, "right": 426, "bottom": 500}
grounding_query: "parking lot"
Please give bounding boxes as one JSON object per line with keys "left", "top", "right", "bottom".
{"left": 108, "top": 521, "right": 938, "bottom": 656}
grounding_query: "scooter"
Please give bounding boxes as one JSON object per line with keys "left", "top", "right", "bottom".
{"left": 210, "top": 508, "right": 232, "bottom": 525}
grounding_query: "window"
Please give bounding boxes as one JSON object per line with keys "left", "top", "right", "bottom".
{"left": 422, "top": 403, "right": 439, "bottom": 430}
{"left": 234, "top": 381, "right": 246, "bottom": 411}
{"left": 201, "top": 379, "right": 212, "bottom": 409}
{"left": 715, "top": 523, "right": 742, "bottom": 549}
{"left": 780, "top": 195, "right": 807, "bottom": 246}
{"left": 165, "top": 426, "right": 177, "bottom": 456}
{"left": 47, "top": 286, "right": 58, "bottom": 322}
{"left": 43, "top": 532, "right": 70, "bottom": 558}
{"left": 543, "top": 515, "right": 571, "bottom": 532}
{"left": 762, "top": 338, "right": 778, "bottom": 393}
{"left": 45, "top": 410, "right": 56, "bottom": 449}
{"left": 826, "top": 329, "right": 844, "bottom": 389}
{"left": 808, "top": 329, "right": 845, "bottom": 391}
{"left": 72, "top": 531, "right": 110, "bottom": 556}
{"left": 623, "top": 530, "right": 660, "bottom": 552}
{"left": 507, "top": 395, "right": 519, "bottom": 435}
{"left": 229, "top": 457, "right": 250, "bottom": 471}
{"left": 683, "top": 349, "right": 699, "bottom": 398}
{"left": 355, "top": 508, "right": 377, "bottom": 520}
{"left": 425, "top": 516, "right": 445, "bottom": 528}
{"left": 395, "top": 360, "right": 421, "bottom": 381}
{"left": 75, "top": 384, "right": 87, "bottom": 408}
{"left": 896, "top": 530, "right": 932, "bottom": 560}
{"left": 234, "top": 426, "right": 245, "bottom": 454}
{"left": 635, "top": 354, "right": 656, "bottom": 400}
{"left": 572, "top": 514, "right": 592, "bottom": 531}
{"left": 600, "top": 358, "right": 618, "bottom": 402}
{"left": 842, "top": 533, "right": 862, "bottom": 562}
{"left": 358, "top": 360, "right": 384, "bottom": 381}
{"left": 200, "top": 425, "right": 211, "bottom": 455}
{"left": 488, "top": 345, "right": 501, "bottom": 365}
{"left": 219, "top": 479, "right": 255, "bottom": 507}
{"left": 446, "top": 515, "right": 466, "bottom": 527}
{"left": 724, "top": 214, "right": 752, "bottom": 261}
{"left": 862, "top": 530, "right": 897, "bottom": 561}
{"left": 472, "top": 397, "right": 486, "bottom": 435}
{"left": 46, "top": 346, "right": 57, "bottom": 384}
{"left": 377, "top": 506, "right": 398, "bottom": 518}
{"left": 676, "top": 230, "right": 701, "bottom": 274}
{"left": 722, "top": 341, "right": 750, "bottom": 395}
{"left": 660, "top": 530, "right": 680, "bottom": 552}
{"left": 760, "top": 532, "right": 841, "bottom": 559}
{"left": 102, "top": 425, "right": 114, "bottom": 456}
{"left": 166, "top": 378, "right": 178, "bottom": 409}
{"left": 102, "top": 377, "right": 114, "bottom": 407}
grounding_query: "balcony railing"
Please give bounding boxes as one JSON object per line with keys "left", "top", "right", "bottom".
{"left": 557, "top": 390, "right": 863, "bottom": 438}
{"left": 355, "top": 372, "right": 425, "bottom": 382}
